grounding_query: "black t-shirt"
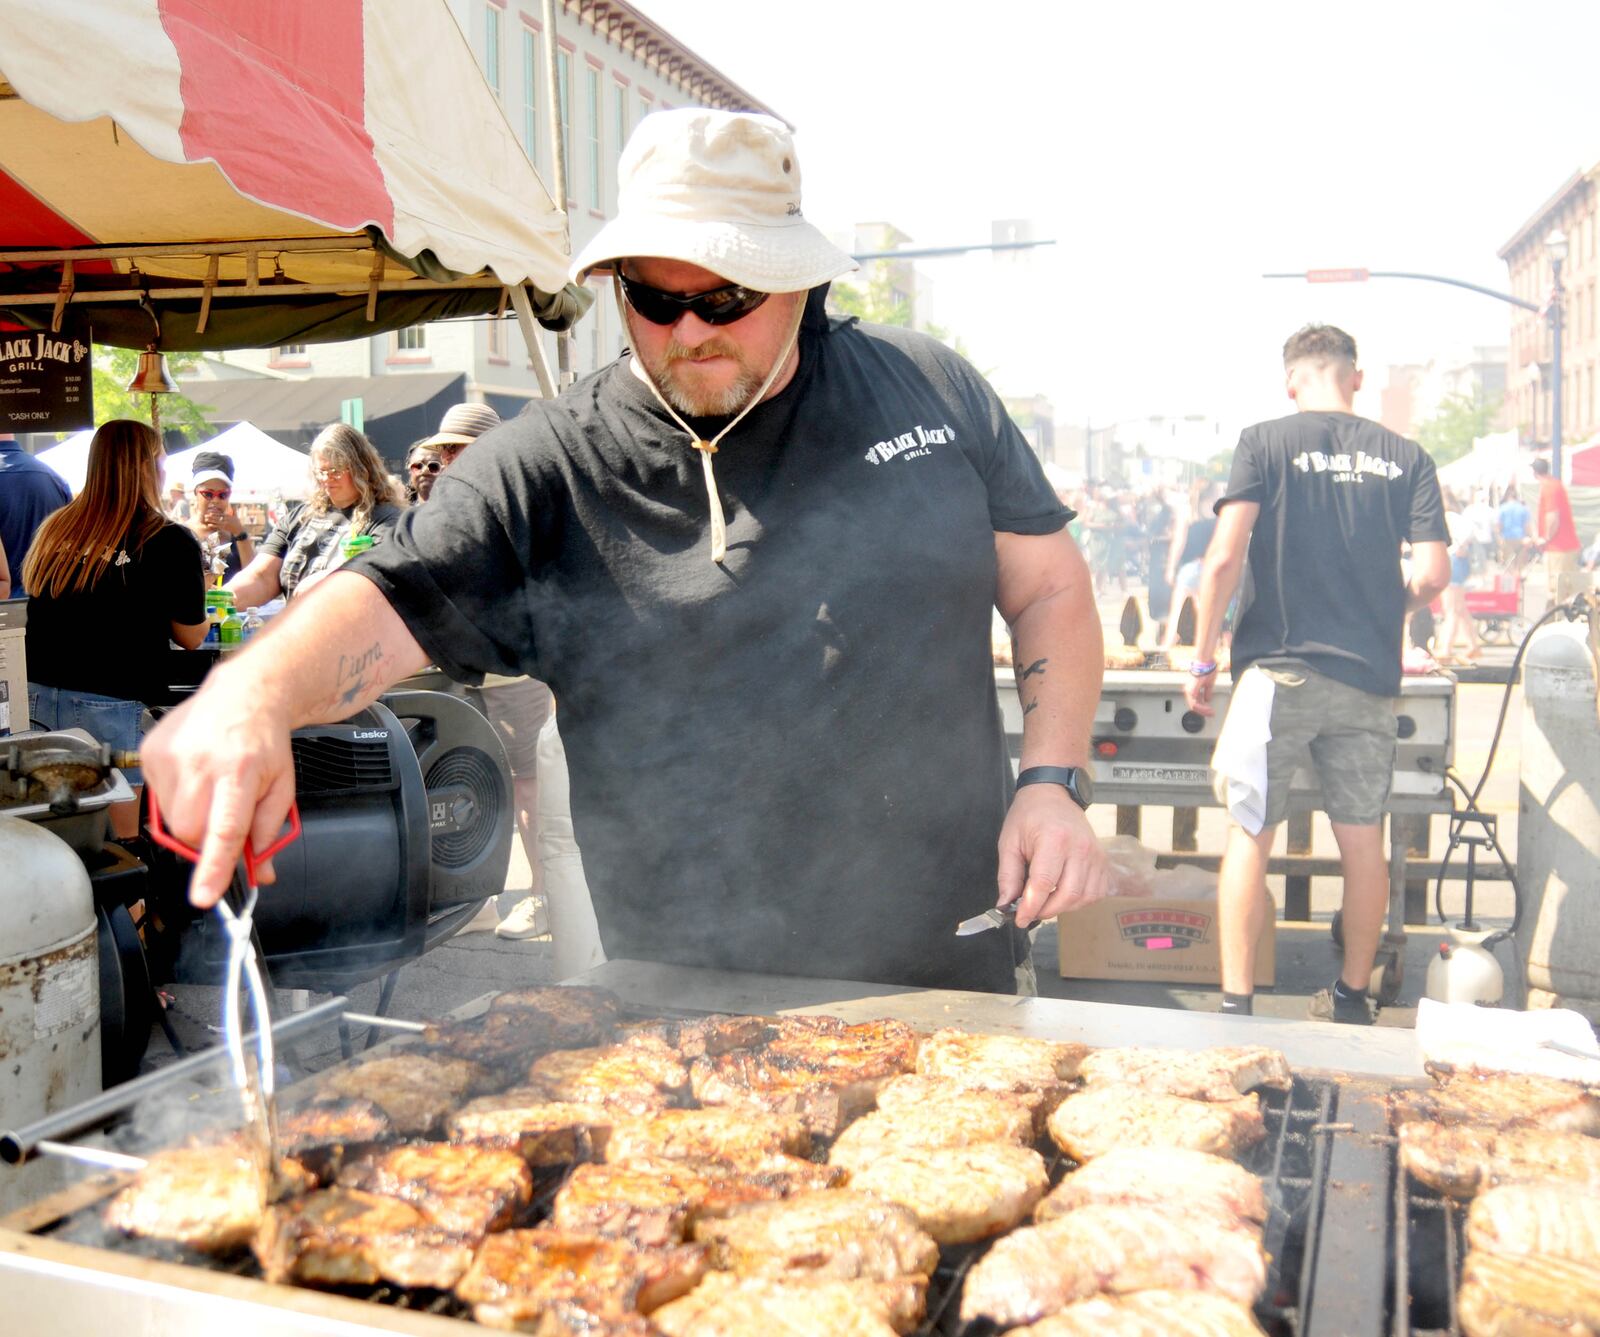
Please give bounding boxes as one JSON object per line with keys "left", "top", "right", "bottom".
{"left": 354, "top": 298, "right": 1070, "bottom": 992}
{"left": 26, "top": 521, "right": 205, "bottom": 705}
{"left": 1221, "top": 412, "right": 1447, "bottom": 696}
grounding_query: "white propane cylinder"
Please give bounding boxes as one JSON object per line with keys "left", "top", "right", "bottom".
{"left": 0, "top": 817, "right": 101, "bottom": 1215}
{"left": 1423, "top": 926, "right": 1505, "bottom": 1005}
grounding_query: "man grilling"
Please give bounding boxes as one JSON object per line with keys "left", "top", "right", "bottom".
{"left": 1185, "top": 325, "right": 1450, "bottom": 1023}
{"left": 141, "top": 109, "right": 1108, "bottom": 993}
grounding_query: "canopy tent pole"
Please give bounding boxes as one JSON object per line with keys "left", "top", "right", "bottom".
{"left": 510, "top": 282, "right": 557, "bottom": 399}
{"left": 542, "top": 0, "right": 576, "bottom": 389}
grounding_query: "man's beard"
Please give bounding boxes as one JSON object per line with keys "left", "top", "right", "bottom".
{"left": 649, "top": 337, "right": 764, "bottom": 417}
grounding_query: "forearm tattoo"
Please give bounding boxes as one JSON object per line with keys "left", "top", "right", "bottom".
{"left": 333, "top": 641, "right": 385, "bottom": 708}
{"left": 1019, "top": 657, "right": 1047, "bottom": 716}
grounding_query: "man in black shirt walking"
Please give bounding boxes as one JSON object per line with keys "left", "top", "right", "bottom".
{"left": 1185, "top": 326, "right": 1449, "bottom": 1022}
{"left": 140, "top": 108, "right": 1108, "bottom": 993}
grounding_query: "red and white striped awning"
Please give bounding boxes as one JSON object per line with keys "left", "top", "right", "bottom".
{"left": 0, "top": 0, "right": 574, "bottom": 346}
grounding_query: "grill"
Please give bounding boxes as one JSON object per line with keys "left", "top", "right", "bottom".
{"left": 0, "top": 970, "right": 1480, "bottom": 1336}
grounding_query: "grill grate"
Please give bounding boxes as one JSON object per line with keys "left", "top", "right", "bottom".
{"left": 1393, "top": 1170, "right": 1465, "bottom": 1337}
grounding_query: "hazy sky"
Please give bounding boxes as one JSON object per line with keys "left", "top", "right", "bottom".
{"left": 638, "top": 0, "right": 1600, "bottom": 430}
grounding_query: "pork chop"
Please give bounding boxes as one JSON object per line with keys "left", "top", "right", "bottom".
{"left": 843, "top": 1141, "right": 1048, "bottom": 1245}
{"left": 447, "top": 1090, "right": 626, "bottom": 1163}
{"left": 525, "top": 1037, "right": 689, "bottom": 1115}
{"left": 958, "top": 1204, "right": 1268, "bottom": 1328}
{"left": 1078, "top": 1047, "right": 1291, "bottom": 1102}
{"left": 253, "top": 1187, "right": 477, "bottom": 1289}
{"left": 1398, "top": 1121, "right": 1600, "bottom": 1199}
{"left": 692, "top": 1189, "right": 939, "bottom": 1282}
{"left": 829, "top": 1085, "right": 1036, "bottom": 1173}
{"left": 1034, "top": 1147, "right": 1269, "bottom": 1227}
{"left": 602, "top": 1107, "right": 811, "bottom": 1164}
{"left": 1457, "top": 1251, "right": 1600, "bottom": 1337}
{"left": 411, "top": 1010, "right": 573, "bottom": 1078}
{"left": 616, "top": 1014, "right": 771, "bottom": 1059}
{"left": 1047, "top": 1086, "right": 1265, "bottom": 1161}
{"left": 454, "top": 1228, "right": 706, "bottom": 1327}
{"left": 277, "top": 1098, "right": 394, "bottom": 1181}
{"left": 1391, "top": 1066, "right": 1600, "bottom": 1135}
{"left": 487, "top": 984, "right": 623, "bottom": 1045}
{"left": 1465, "top": 1181, "right": 1600, "bottom": 1263}
{"left": 651, "top": 1272, "right": 925, "bottom": 1337}
{"left": 915, "top": 1027, "right": 1086, "bottom": 1097}
{"left": 318, "top": 1053, "right": 487, "bottom": 1134}
{"left": 1009, "top": 1289, "right": 1268, "bottom": 1336}
{"left": 336, "top": 1141, "right": 533, "bottom": 1236}
{"left": 874, "top": 1072, "right": 1047, "bottom": 1130}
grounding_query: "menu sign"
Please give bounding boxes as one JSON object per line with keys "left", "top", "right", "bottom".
{"left": 0, "top": 315, "right": 93, "bottom": 433}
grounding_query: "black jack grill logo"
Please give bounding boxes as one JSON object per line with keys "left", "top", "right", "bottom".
{"left": 1116, "top": 907, "right": 1212, "bottom": 951}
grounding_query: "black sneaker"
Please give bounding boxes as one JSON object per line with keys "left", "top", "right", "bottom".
{"left": 1309, "top": 986, "right": 1375, "bottom": 1025}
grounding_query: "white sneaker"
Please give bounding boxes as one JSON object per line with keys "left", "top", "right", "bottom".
{"left": 494, "top": 896, "right": 550, "bottom": 941}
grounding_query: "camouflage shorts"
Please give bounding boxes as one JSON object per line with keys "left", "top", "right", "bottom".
{"left": 1227, "top": 661, "right": 1397, "bottom": 827}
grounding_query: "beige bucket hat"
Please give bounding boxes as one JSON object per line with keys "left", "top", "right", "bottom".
{"left": 571, "top": 109, "right": 857, "bottom": 293}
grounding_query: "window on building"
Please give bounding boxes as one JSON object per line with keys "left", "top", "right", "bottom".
{"left": 521, "top": 27, "right": 538, "bottom": 161}
{"left": 278, "top": 343, "right": 307, "bottom": 356}
{"left": 638, "top": 92, "right": 652, "bottom": 125}
{"left": 586, "top": 64, "right": 602, "bottom": 211}
{"left": 395, "top": 325, "right": 427, "bottom": 352}
{"left": 613, "top": 80, "right": 628, "bottom": 159}
{"left": 556, "top": 49, "right": 572, "bottom": 197}
{"left": 484, "top": 5, "right": 502, "bottom": 99}
{"left": 1589, "top": 364, "right": 1596, "bottom": 430}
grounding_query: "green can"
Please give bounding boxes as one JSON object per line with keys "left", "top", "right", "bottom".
{"left": 341, "top": 533, "right": 377, "bottom": 561}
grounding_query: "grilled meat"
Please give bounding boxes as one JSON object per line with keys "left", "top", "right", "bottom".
{"left": 1391, "top": 1066, "right": 1600, "bottom": 1135}
{"left": 617, "top": 1013, "right": 771, "bottom": 1059}
{"left": 688, "top": 1018, "right": 920, "bottom": 1139}
{"left": 551, "top": 1156, "right": 846, "bottom": 1246}
{"left": 602, "top": 1107, "right": 812, "bottom": 1163}
{"left": 829, "top": 1083, "right": 1036, "bottom": 1172}
{"left": 1009, "top": 1289, "right": 1268, "bottom": 1336}
{"left": 526, "top": 1037, "right": 690, "bottom": 1115}
{"left": 336, "top": 1141, "right": 533, "bottom": 1236}
{"left": 488, "top": 984, "right": 624, "bottom": 1046}
{"left": 874, "top": 1072, "right": 1047, "bottom": 1126}
{"left": 1078, "top": 1046, "right": 1292, "bottom": 1102}
{"left": 1398, "top": 1121, "right": 1600, "bottom": 1199}
{"left": 652, "top": 1272, "right": 926, "bottom": 1337}
{"left": 1047, "top": 1085, "right": 1265, "bottom": 1161}
{"left": 692, "top": 1188, "right": 939, "bottom": 1282}
{"left": 1457, "top": 1251, "right": 1600, "bottom": 1337}
{"left": 448, "top": 1091, "right": 627, "bottom": 1164}
{"left": 1466, "top": 1181, "right": 1600, "bottom": 1263}
{"left": 1034, "top": 1147, "right": 1269, "bottom": 1227}
{"left": 277, "top": 1098, "right": 394, "bottom": 1181}
{"left": 253, "top": 1187, "right": 477, "bottom": 1289}
{"left": 958, "top": 1204, "right": 1268, "bottom": 1327}
{"left": 842, "top": 1141, "right": 1048, "bottom": 1245}
{"left": 411, "top": 1010, "right": 574, "bottom": 1078}
{"left": 914, "top": 1027, "right": 1086, "bottom": 1096}
{"left": 454, "top": 1228, "right": 707, "bottom": 1328}
{"left": 318, "top": 1053, "right": 487, "bottom": 1134}
{"left": 103, "top": 1138, "right": 315, "bottom": 1253}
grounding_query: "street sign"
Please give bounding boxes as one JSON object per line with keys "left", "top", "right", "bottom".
{"left": 340, "top": 396, "right": 364, "bottom": 432}
{"left": 1305, "top": 268, "right": 1371, "bottom": 284}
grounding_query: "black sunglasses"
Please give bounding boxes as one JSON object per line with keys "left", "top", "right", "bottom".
{"left": 409, "top": 459, "right": 443, "bottom": 474}
{"left": 619, "top": 273, "right": 770, "bottom": 327}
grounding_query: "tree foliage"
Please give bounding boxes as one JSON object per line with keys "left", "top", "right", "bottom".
{"left": 91, "top": 344, "right": 214, "bottom": 441}
{"left": 1415, "top": 391, "right": 1502, "bottom": 467}
{"left": 827, "top": 267, "right": 970, "bottom": 358}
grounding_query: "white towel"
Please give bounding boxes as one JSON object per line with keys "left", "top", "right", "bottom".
{"left": 1209, "top": 668, "right": 1275, "bottom": 835}
{"left": 1416, "top": 998, "right": 1600, "bottom": 1083}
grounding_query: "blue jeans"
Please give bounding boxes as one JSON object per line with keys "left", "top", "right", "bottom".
{"left": 26, "top": 683, "right": 151, "bottom": 783}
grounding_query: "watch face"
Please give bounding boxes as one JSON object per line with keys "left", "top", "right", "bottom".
{"left": 1070, "top": 768, "right": 1095, "bottom": 808}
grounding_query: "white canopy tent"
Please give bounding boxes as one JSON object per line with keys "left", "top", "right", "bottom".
{"left": 164, "top": 423, "right": 313, "bottom": 501}
{"left": 1436, "top": 430, "right": 1528, "bottom": 497}
{"left": 32, "top": 428, "right": 92, "bottom": 492}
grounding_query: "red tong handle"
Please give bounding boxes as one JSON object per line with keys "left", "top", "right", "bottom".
{"left": 146, "top": 789, "right": 302, "bottom": 886}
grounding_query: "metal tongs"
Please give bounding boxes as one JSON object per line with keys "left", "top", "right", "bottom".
{"left": 147, "top": 792, "right": 302, "bottom": 1181}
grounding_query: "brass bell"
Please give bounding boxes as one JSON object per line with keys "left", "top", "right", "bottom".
{"left": 125, "top": 346, "right": 178, "bottom": 395}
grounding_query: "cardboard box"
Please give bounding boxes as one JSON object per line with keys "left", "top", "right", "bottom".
{"left": 0, "top": 599, "right": 25, "bottom": 737}
{"left": 1057, "top": 895, "right": 1276, "bottom": 987}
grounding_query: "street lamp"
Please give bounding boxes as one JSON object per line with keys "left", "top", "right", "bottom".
{"left": 1546, "top": 228, "right": 1568, "bottom": 478}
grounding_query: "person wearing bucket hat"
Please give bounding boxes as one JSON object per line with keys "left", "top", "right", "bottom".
{"left": 142, "top": 108, "right": 1108, "bottom": 995}
{"left": 185, "top": 450, "right": 255, "bottom": 582}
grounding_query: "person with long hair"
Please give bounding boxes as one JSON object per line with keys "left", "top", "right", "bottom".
{"left": 24, "top": 419, "right": 208, "bottom": 790}
{"left": 227, "top": 422, "right": 402, "bottom": 607}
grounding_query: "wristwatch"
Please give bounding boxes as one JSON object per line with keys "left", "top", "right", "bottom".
{"left": 1015, "top": 765, "right": 1094, "bottom": 810}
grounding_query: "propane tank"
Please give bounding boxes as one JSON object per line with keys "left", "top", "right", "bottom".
{"left": 1424, "top": 925, "right": 1505, "bottom": 1005}
{"left": 0, "top": 817, "right": 101, "bottom": 1216}
{"left": 1517, "top": 619, "right": 1600, "bottom": 1020}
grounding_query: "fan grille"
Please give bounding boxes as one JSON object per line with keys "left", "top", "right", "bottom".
{"left": 425, "top": 746, "right": 503, "bottom": 868}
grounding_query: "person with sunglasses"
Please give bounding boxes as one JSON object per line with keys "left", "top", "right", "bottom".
{"left": 184, "top": 450, "right": 255, "bottom": 583}
{"left": 142, "top": 109, "right": 1107, "bottom": 996}
{"left": 405, "top": 440, "right": 445, "bottom": 504}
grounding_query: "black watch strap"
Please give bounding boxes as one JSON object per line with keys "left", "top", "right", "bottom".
{"left": 1015, "top": 765, "right": 1094, "bottom": 809}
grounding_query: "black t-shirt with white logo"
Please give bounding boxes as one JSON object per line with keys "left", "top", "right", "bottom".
{"left": 1221, "top": 411, "right": 1447, "bottom": 697}
{"left": 354, "top": 295, "right": 1070, "bottom": 992}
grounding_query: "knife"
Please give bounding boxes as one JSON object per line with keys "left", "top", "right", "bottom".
{"left": 955, "top": 902, "right": 1019, "bottom": 936}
